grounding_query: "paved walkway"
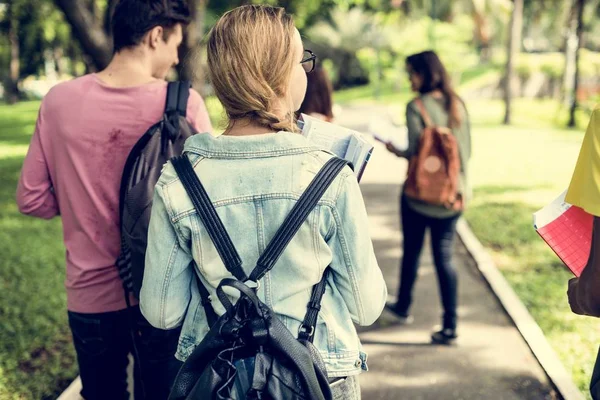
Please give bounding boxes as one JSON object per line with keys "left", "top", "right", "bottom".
{"left": 343, "top": 105, "right": 558, "bottom": 399}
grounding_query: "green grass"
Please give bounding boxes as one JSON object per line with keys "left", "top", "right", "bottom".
{"left": 338, "top": 80, "right": 598, "bottom": 397}
{"left": 457, "top": 63, "right": 501, "bottom": 85}
{"left": 0, "top": 101, "right": 78, "bottom": 399}
{"left": 464, "top": 109, "right": 599, "bottom": 398}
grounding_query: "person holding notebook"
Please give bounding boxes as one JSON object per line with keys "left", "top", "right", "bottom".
{"left": 385, "top": 50, "right": 471, "bottom": 345}
{"left": 139, "top": 5, "right": 387, "bottom": 398}
{"left": 566, "top": 106, "right": 600, "bottom": 316}
{"left": 565, "top": 106, "right": 600, "bottom": 399}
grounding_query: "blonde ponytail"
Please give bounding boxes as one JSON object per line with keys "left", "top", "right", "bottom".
{"left": 206, "top": 5, "right": 298, "bottom": 133}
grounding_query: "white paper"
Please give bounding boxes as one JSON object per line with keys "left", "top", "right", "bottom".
{"left": 301, "top": 114, "right": 355, "bottom": 158}
{"left": 533, "top": 190, "right": 571, "bottom": 229}
{"left": 300, "top": 114, "right": 374, "bottom": 180}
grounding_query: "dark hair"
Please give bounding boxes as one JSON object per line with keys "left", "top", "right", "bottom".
{"left": 406, "top": 50, "right": 463, "bottom": 127}
{"left": 111, "top": 0, "right": 192, "bottom": 53}
{"left": 298, "top": 66, "right": 334, "bottom": 121}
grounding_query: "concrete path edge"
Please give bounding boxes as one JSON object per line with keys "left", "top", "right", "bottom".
{"left": 56, "top": 376, "right": 81, "bottom": 400}
{"left": 456, "top": 218, "right": 585, "bottom": 400}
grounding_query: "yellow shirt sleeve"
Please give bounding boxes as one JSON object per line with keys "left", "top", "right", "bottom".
{"left": 566, "top": 107, "right": 600, "bottom": 216}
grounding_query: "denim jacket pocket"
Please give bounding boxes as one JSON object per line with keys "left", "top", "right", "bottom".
{"left": 315, "top": 310, "right": 337, "bottom": 354}
{"left": 331, "top": 317, "right": 360, "bottom": 355}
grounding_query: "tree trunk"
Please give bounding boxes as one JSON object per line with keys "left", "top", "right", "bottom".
{"left": 374, "top": 49, "right": 382, "bottom": 99}
{"left": 567, "top": 0, "right": 585, "bottom": 128}
{"left": 53, "top": 47, "right": 68, "bottom": 77}
{"left": 6, "top": 4, "right": 20, "bottom": 104}
{"left": 335, "top": 52, "right": 353, "bottom": 89}
{"left": 177, "top": 0, "right": 207, "bottom": 94}
{"left": 104, "top": 0, "right": 118, "bottom": 37}
{"left": 67, "top": 41, "right": 79, "bottom": 76}
{"left": 53, "top": 0, "right": 112, "bottom": 71}
{"left": 503, "top": 0, "right": 524, "bottom": 125}
{"left": 472, "top": 9, "right": 492, "bottom": 63}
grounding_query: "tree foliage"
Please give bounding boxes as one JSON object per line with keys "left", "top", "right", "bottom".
{"left": 1, "top": 0, "right": 599, "bottom": 104}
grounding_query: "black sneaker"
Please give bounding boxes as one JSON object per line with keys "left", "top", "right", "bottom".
{"left": 431, "top": 328, "right": 457, "bottom": 345}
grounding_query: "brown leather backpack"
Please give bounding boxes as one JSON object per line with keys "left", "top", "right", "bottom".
{"left": 404, "top": 98, "right": 462, "bottom": 211}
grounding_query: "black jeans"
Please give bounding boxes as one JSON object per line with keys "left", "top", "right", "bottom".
{"left": 396, "top": 195, "right": 460, "bottom": 330}
{"left": 68, "top": 305, "right": 182, "bottom": 400}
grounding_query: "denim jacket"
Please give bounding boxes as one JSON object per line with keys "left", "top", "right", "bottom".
{"left": 140, "top": 131, "right": 387, "bottom": 377}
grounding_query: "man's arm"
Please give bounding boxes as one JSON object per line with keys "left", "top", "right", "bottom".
{"left": 16, "top": 103, "right": 59, "bottom": 219}
{"left": 568, "top": 216, "right": 600, "bottom": 316}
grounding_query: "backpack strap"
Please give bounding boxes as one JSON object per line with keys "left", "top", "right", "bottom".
{"left": 248, "top": 157, "right": 349, "bottom": 282}
{"left": 171, "top": 155, "right": 248, "bottom": 282}
{"left": 414, "top": 98, "right": 433, "bottom": 128}
{"left": 176, "top": 81, "right": 191, "bottom": 117}
{"left": 165, "top": 81, "right": 190, "bottom": 115}
{"left": 165, "top": 82, "right": 180, "bottom": 115}
{"left": 298, "top": 269, "right": 330, "bottom": 342}
{"left": 165, "top": 81, "right": 191, "bottom": 135}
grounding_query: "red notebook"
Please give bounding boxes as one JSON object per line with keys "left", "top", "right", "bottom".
{"left": 534, "top": 191, "right": 593, "bottom": 277}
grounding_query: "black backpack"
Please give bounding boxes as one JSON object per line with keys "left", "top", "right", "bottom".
{"left": 116, "top": 81, "right": 196, "bottom": 299}
{"left": 168, "top": 155, "right": 350, "bottom": 400}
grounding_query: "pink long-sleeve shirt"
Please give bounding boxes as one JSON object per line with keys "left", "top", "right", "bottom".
{"left": 16, "top": 74, "right": 213, "bottom": 313}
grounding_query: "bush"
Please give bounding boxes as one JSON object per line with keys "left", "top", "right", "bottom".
{"left": 580, "top": 49, "right": 600, "bottom": 79}
{"left": 511, "top": 51, "right": 600, "bottom": 82}
{"left": 515, "top": 55, "right": 536, "bottom": 81}
{"left": 357, "top": 48, "right": 397, "bottom": 86}
{"left": 538, "top": 53, "right": 564, "bottom": 79}
{"left": 355, "top": 15, "right": 480, "bottom": 90}
{"left": 389, "top": 15, "right": 477, "bottom": 77}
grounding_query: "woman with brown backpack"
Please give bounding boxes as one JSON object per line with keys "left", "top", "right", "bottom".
{"left": 385, "top": 50, "right": 471, "bottom": 344}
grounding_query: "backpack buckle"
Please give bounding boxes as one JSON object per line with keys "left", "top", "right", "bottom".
{"left": 298, "top": 324, "right": 315, "bottom": 338}
{"left": 244, "top": 279, "right": 260, "bottom": 291}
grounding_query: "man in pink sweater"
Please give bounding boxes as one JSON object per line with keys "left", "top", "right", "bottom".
{"left": 16, "top": 1, "right": 212, "bottom": 398}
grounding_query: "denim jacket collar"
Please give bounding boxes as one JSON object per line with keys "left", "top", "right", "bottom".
{"left": 184, "top": 131, "right": 318, "bottom": 159}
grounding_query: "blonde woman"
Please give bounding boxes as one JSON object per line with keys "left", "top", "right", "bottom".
{"left": 139, "top": 5, "right": 387, "bottom": 398}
